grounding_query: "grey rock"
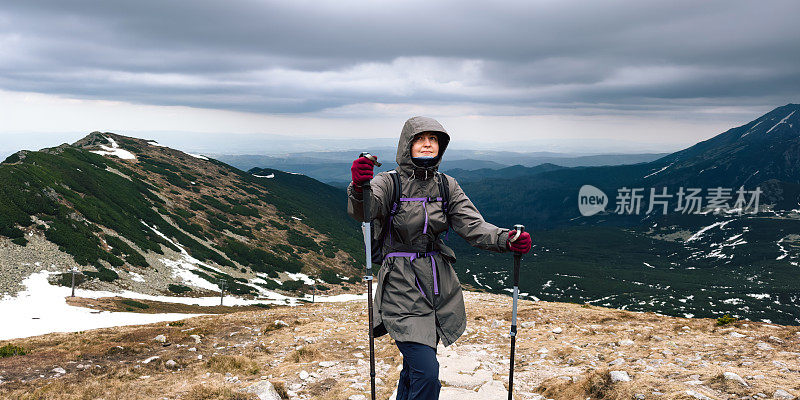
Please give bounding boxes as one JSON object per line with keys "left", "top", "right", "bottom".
{"left": 610, "top": 371, "right": 630, "bottom": 382}
{"left": 774, "top": 389, "right": 796, "bottom": 400}
{"left": 685, "top": 390, "right": 712, "bottom": 400}
{"left": 319, "top": 361, "right": 339, "bottom": 368}
{"left": 757, "top": 342, "right": 774, "bottom": 351}
{"left": 609, "top": 357, "right": 626, "bottom": 366}
{"left": 241, "top": 380, "right": 282, "bottom": 400}
{"left": 723, "top": 372, "right": 747, "bottom": 387}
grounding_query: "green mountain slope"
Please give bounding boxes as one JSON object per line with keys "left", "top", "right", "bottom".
{"left": 0, "top": 132, "right": 362, "bottom": 297}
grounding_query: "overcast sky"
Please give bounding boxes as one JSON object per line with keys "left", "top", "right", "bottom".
{"left": 1, "top": 0, "right": 798, "bottom": 155}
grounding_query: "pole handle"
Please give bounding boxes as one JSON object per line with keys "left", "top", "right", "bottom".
{"left": 359, "top": 152, "right": 382, "bottom": 167}
{"left": 510, "top": 224, "right": 525, "bottom": 242}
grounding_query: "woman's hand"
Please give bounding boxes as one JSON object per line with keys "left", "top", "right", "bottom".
{"left": 506, "top": 230, "right": 531, "bottom": 254}
{"left": 351, "top": 156, "right": 376, "bottom": 192}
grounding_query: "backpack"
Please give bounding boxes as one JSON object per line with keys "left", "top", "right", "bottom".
{"left": 371, "top": 170, "right": 451, "bottom": 264}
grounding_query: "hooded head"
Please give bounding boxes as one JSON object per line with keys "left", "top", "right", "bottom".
{"left": 396, "top": 116, "right": 450, "bottom": 176}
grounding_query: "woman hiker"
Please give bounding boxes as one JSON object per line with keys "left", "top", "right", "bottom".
{"left": 347, "top": 116, "right": 532, "bottom": 399}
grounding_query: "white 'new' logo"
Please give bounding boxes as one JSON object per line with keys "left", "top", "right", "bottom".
{"left": 578, "top": 185, "right": 607, "bottom": 216}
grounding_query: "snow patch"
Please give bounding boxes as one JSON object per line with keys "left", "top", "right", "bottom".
{"left": 150, "top": 226, "right": 223, "bottom": 286}
{"left": 722, "top": 298, "right": 744, "bottom": 305}
{"left": 766, "top": 111, "right": 796, "bottom": 134}
{"left": 161, "top": 258, "right": 221, "bottom": 292}
{"left": 0, "top": 271, "right": 203, "bottom": 341}
{"left": 188, "top": 153, "right": 209, "bottom": 160}
{"left": 686, "top": 220, "right": 732, "bottom": 242}
{"left": 286, "top": 272, "right": 315, "bottom": 285}
{"left": 643, "top": 162, "right": 675, "bottom": 179}
{"left": 253, "top": 173, "right": 275, "bottom": 178}
{"left": 776, "top": 236, "right": 791, "bottom": 260}
{"left": 90, "top": 136, "right": 136, "bottom": 160}
{"left": 129, "top": 271, "right": 146, "bottom": 283}
{"left": 740, "top": 120, "right": 764, "bottom": 138}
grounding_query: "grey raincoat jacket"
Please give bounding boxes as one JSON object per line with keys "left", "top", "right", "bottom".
{"left": 347, "top": 116, "right": 510, "bottom": 349}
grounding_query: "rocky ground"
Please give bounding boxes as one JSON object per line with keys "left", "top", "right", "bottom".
{"left": 0, "top": 291, "right": 798, "bottom": 400}
{"left": 0, "top": 234, "right": 364, "bottom": 302}
{"left": 0, "top": 235, "right": 82, "bottom": 296}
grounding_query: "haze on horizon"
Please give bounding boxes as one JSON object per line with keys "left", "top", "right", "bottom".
{"left": 1, "top": 1, "right": 798, "bottom": 157}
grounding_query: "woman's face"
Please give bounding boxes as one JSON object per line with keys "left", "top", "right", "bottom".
{"left": 410, "top": 132, "right": 439, "bottom": 158}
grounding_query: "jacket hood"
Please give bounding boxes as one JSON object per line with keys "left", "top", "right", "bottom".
{"left": 396, "top": 116, "right": 450, "bottom": 176}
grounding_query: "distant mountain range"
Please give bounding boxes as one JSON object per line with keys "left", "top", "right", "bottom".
{"left": 212, "top": 150, "right": 668, "bottom": 184}
{"left": 460, "top": 104, "right": 800, "bottom": 228}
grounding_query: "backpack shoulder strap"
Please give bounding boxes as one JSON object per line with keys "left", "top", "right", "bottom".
{"left": 372, "top": 170, "right": 402, "bottom": 264}
{"left": 437, "top": 171, "right": 451, "bottom": 223}
{"left": 388, "top": 170, "right": 401, "bottom": 215}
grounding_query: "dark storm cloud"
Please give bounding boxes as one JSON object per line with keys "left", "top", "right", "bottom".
{"left": 1, "top": 0, "right": 798, "bottom": 115}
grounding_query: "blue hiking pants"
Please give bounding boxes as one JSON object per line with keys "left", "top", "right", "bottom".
{"left": 395, "top": 341, "right": 441, "bottom": 400}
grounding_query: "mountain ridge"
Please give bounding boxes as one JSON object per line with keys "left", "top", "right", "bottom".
{"left": 0, "top": 131, "right": 363, "bottom": 300}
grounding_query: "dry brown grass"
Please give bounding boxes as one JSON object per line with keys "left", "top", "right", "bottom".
{"left": 205, "top": 355, "right": 261, "bottom": 375}
{"left": 184, "top": 384, "right": 259, "bottom": 400}
{"left": 66, "top": 296, "right": 275, "bottom": 315}
{"left": 552, "top": 346, "right": 575, "bottom": 360}
{"left": 535, "top": 369, "right": 642, "bottom": 400}
{"left": 289, "top": 345, "right": 320, "bottom": 363}
{"left": 271, "top": 381, "right": 289, "bottom": 399}
{"left": 705, "top": 372, "right": 750, "bottom": 396}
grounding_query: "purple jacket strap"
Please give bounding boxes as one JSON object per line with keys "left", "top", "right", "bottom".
{"left": 398, "top": 197, "right": 442, "bottom": 235}
{"left": 416, "top": 278, "right": 426, "bottom": 296}
{"left": 384, "top": 252, "right": 418, "bottom": 259}
{"left": 431, "top": 255, "right": 439, "bottom": 295}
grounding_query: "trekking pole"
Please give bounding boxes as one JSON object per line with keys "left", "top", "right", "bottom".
{"left": 508, "top": 224, "right": 525, "bottom": 400}
{"left": 359, "top": 152, "right": 381, "bottom": 400}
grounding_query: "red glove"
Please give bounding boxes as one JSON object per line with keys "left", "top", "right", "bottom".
{"left": 351, "top": 156, "right": 376, "bottom": 192}
{"left": 507, "top": 230, "right": 531, "bottom": 254}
